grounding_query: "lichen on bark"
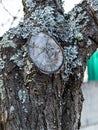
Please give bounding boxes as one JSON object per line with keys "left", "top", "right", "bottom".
{"left": 0, "top": 0, "right": 98, "bottom": 130}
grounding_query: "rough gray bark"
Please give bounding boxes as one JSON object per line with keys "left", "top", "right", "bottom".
{"left": 0, "top": 0, "right": 98, "bottom": 130}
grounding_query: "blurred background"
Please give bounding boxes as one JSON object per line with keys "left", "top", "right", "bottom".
{"left": 0, "top": 0, "right": 98, "bottom": 130}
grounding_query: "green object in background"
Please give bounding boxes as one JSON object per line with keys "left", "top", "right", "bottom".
{"left": 88, "top": 50, "right": 98, "bottom": 80}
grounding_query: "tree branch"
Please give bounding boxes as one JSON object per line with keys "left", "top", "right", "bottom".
{"left": 0, "top": 0, "right": 98, "bottom": 130}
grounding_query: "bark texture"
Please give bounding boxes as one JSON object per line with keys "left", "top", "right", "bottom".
{"left": 0, "top": 0, "right": 98, "bottom": 130}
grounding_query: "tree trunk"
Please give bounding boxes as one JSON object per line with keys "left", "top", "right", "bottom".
{"left": 0, "top": 0, "right": 98, "bottom": 130}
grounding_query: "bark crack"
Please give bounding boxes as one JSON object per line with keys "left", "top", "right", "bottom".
{"left": 86, "top": 3, "right": 98, "bottom": 26}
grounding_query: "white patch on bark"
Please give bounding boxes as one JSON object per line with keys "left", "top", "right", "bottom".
{"left": 87, "top": 39, "right": 93, "bottom": 46}
{"left": 18, "top": 90, "right": 26, "bottom": 103}
{"left": 10, "top": 106, "right": 15, "bottom": 113}
{"left": 77, "top": 73, "right": 81, "bottom": 79}
{"left": 22, "top": 105, "right": 28, "bottom": 113}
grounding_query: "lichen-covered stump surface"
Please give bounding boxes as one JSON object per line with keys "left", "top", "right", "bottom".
{"left": 0, "top": 0, "right": 98, "bottom": 130}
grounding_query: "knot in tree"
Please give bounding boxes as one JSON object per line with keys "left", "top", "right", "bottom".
{"left": 0, "top": 0, "right": 98, "bottom": 130}
{"left": 28, "top": 32, "right": 64, "bottom": 74}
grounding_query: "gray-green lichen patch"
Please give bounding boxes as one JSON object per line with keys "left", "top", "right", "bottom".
{"left": 74, "top": 32, "right": 83, "bottom": 41}
{"left": 25, "top": 0, "right": 36, "bottom": 9}
{"left": 7, "top": 6, "right": 55, "bottom": 39}
{"left": 0, "top": 34, "right": 17, "bottom": 48}
{"left": 10, "top": 48, "right": 25, "bottom": 68}
{"left": 88, "top": 0, "right": 98, "bottom": 12}
{"left": 7, "top": 5, "right": 68, "bottom": 43}
{"left": 67, "top": 2, "right": 90, "bottom": 43}
{"left": 69, "top": 5, "right": 89, "bottom": 29}
{"left": 0, "top": 58, "right": 5, "bottom": 69}
{"left": 64, "top": 45, "right": 78, "bottom": 61}
{"left": 63, "top": 45, "right": 82, "bottom": 79}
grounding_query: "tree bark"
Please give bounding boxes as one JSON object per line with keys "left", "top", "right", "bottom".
{"left": 0, "top": 0, "right": 98, "bottom": 130}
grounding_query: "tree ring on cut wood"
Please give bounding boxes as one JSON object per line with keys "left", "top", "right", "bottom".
{"left": 28, "top": 32, "right": 64, "bottom": 74}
